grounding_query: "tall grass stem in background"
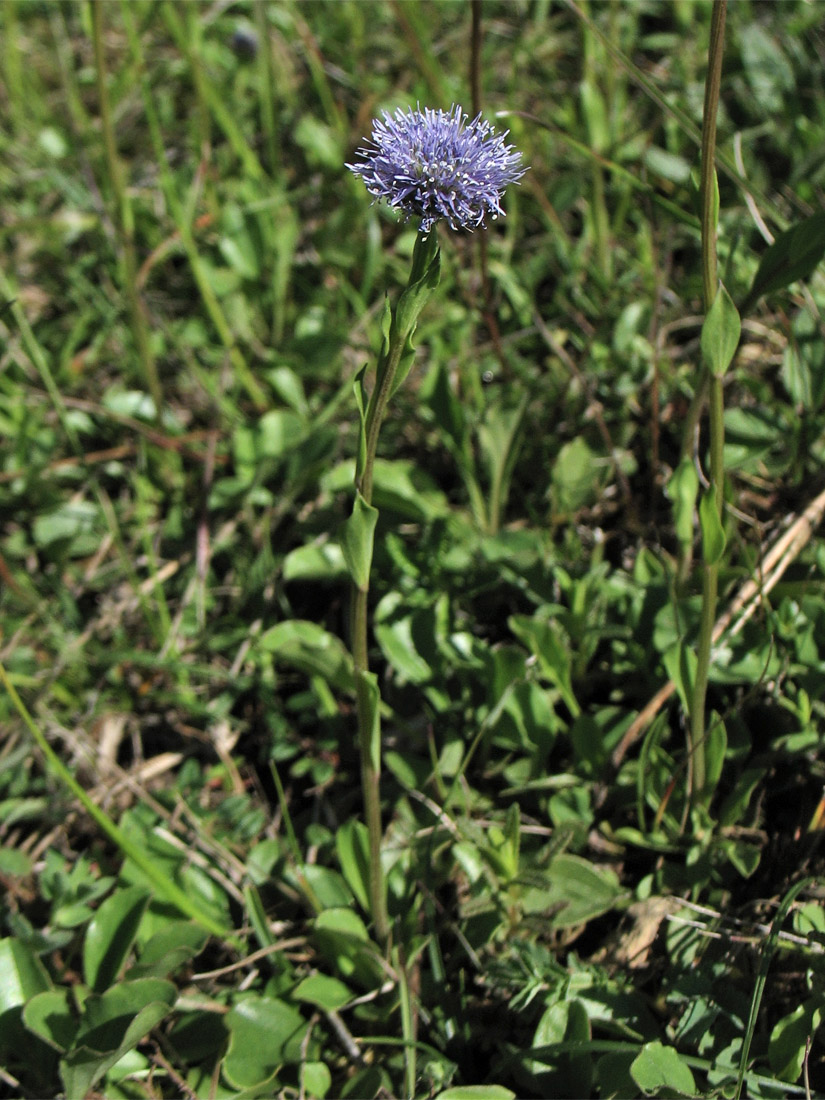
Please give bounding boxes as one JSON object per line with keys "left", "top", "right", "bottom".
{"left": 0, "top": 659, "right": 237, "bottom": 944}
{"left": 91, "top": 2, "right": 163, "bottom": 420}
{"left": 688, "top": 0, "right": 732, "bottom": 806}
{"left": 346, "top": 106, "right": 525, "bottom": 943}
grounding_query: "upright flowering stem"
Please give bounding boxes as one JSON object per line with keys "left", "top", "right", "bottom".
{"left": 346, "top": 106, "right": 525, "bottom": 944}
{"left": 350, "top": 231, "right": 440, "bottom": 946}
{"left": 688, "top": 0, "right": 728, "bottom": 806}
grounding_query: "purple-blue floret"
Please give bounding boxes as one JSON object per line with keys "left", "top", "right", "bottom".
{"left": 347, "top": 104, "right": 527, "bottom": 233}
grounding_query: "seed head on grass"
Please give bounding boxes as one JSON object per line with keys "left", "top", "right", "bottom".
{"left": 347, "top": 104, "right": 526, "bottom": 234}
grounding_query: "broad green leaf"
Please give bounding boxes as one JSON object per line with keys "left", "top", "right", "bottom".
{"left": 32, "top": 501, "right": 99, "bottom": 551}
{"left": 596, "top": 1052, "right": 640, "bottom": 1100}
{"left": 770, "top": 998, "right": 822, "bottom": 1082}
{"left": 128, "top": 922, "right": 209, "bottom": 981}
{"left": 631, "top": 1041, "right": 696, "bottom": 1097}
{"left": 312, "top": 908, "right": 384, "bottom": 989}
{"left": 551, "top": 436, "right": 600, "bottom": 516}
{"left": 701, "top": 284, "right": 740, "bottom": 378}
{"left": 725, "top": 839, "right": 761, "bottom": 879}
{"left": 294, "top": 115, "right": 343, "bottom": 170}
{"left": 61, "top": 979, "right": 176, "bottom": 1100}
{"left": 74, "top": 978, "right": 176, "bottom": 1045}
{"left": 113, "top": 810, "right": 233, "bottom": 939}
{"left": 371, "top": 459, "right": 449, "bottom": 520}
{"left": 303, "top": 1061, "right": 333, "bottom": 1098}
{"left": 323, "top": 458, "right": 450, "bottom": 521}
{"left": 0, "top": 937, "right": 51, "bottom": 1014}
{"left": 267, "top": 365, "right": 308, "bottom": 416}
{"left": 643, "top": 146, "right": 691, "bottom": 185}
{"left": 699, "top": 489, "right": 725, "bottom": 564}
{"left": 335, "top": 819, "right": 371, "bottom": 914}
{"left": 742, "top": 211, "right": 825, "bottom": 314}
{"left": 296, "top": 864, "right": 353, "bottom": 910}
{"left": 223, "top": 996, "right": 308, "bottom": 1089}
{"left": 527, "top": 998, "right": 593, "bottom": 1097}
{"left": 341, "top": 491, "right": 378, "bottom": 592}
{"left": 260, "top": 620, "right": 354, "bottom": 693}
{"left": 282, "top": 541, "right": 346, "bottom": 583}
{"left": 62, "top": 1003, "right": 171, "bottom": 1100}
{"left": 24, "top": 989, "right": 77, "bottom": 1052}
{"left": 384, "top": 750, "right": 431, "bottom": 791}
{"left": 543, "top": 854, "right": 625, "bottom": 927}
{"left": 293, "top": 972, "right": 352, "bottom": 1011}
{"left": 0, "top": 847, "right": 31, "bottom": 876}
{"left": 83, "top": 885, "right": 151, "bottom": 993}
{"left": 254, "top": 409, "right": 304, "bottom": 459}
{"left": 375, "top": 592, "right": 435, "bottom": 685}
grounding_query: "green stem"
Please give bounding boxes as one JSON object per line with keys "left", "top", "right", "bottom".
{"left": 350, "top": 231, "right": 439, "bottom": 946}
{"left": 351, "top": 581, "right": 387, "bottom": 944}
{"left": 688, "top": 0, "right": 727, "bottom": 806}
{"left": 91, "top": 3, "right": 163, "bottom": 420}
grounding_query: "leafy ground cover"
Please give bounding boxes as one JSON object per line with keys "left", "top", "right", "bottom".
{"left": 3, "top": 1, "right": 825, "bottom": 1097}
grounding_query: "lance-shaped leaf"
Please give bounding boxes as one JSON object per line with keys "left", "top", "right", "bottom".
{"left": 667, "top": 456, "right": 699, "bottom": 548}
{"left": 741, "top": 211, "right": 825, "bottom": 315}
{"left": 699, "top": 488, "right": 726, "bottom": 565}
{"left": 352, "top": 364, "right": 369, "bottom": 484}
{"left": 701, "top": 283, "right": 741, "bottom": 378}
{"left": 341, "top": 491, "right": 379, "bottom": 592}
{"left": 395, "top": 232, "right": 441, "bottom": 342}
{"left": 355, "top": 669, "right": 381, "bottom": 773}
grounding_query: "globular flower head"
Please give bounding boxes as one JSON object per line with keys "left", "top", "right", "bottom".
{"left": 347, "top": 104, "right": 526, "bottom": 234}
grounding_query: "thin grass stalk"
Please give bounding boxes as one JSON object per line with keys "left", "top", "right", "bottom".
{"left": 120, "top": 1, "right": 267, "bottom": 411}
{"left": 0, "top": 659, "right": 238, "bottom": 945}
{"left": 90, "top": 2, "right": 163, "bottom": 420}
{"left": 469, "top": 1, "right": 507, "bottom": 378}
{"left": 2, "top": 2, "right": 25, "bottom": 135}
{"left": 394, "top": 945, "right": 417, "bottom": 1100}
{"left": 688, "top": 0, "right": 727, "bottom": 804}
{"left": 0, "top": 262, "right": 166, "bottom": 643}
{"left": 734, "top": 877, "right": 814, "bottom": 1100}
{"left": 253, "top": 4, "right": 279, "bottom": 176}
{"left": 580, "top": 0, "right": 612, "bottom": 280}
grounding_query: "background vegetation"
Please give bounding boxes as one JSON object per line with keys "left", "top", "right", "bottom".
{"left": 3, "top": 1, "right": 825, "bottom": 1096}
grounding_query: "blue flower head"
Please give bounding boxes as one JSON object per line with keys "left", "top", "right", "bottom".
{"left": 347, "top": 104, "right": 526, "bottom": 234}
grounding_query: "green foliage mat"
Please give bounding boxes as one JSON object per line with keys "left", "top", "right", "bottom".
{"left": 3, "top": 1, "right": 825, "bottom": 1097}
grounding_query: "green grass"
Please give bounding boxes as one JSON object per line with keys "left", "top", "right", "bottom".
{"left": 3, "top": 1, "right": 825, "bottom": 1097}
